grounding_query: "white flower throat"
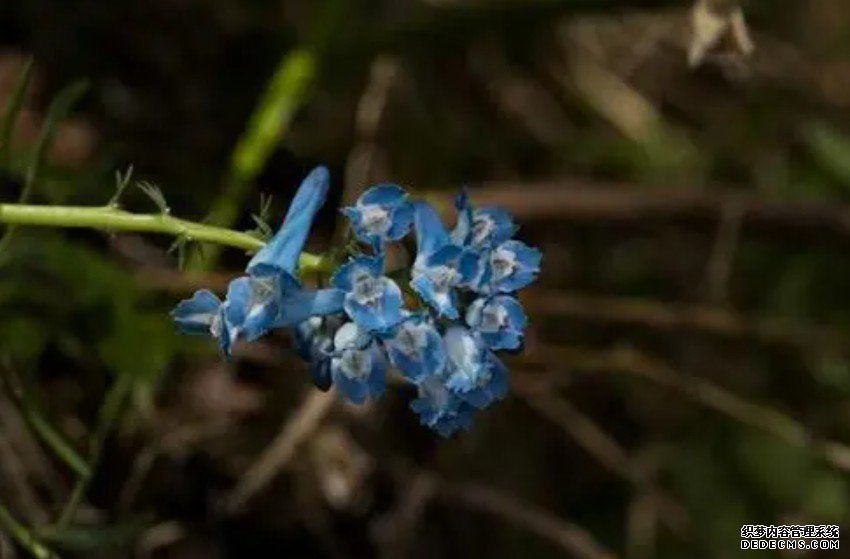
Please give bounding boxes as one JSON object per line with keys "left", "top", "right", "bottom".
{"left": 480, "top": 302, "right": 509, "bottom": 332}
{"left": 395, "top": 323, "right": 429, "bottom": 357}
{"left": 490, "top": 247, "right": 517, "bottom": 282}
{"left": 340, "top": 348, "right": 372, "bottom": 380}
{"left": 360, "top": 203, "right": 392, "bottom": 235}
{"left": 471, "top": 213, "right": 495, "bottom": 246}
{"left": 427, "top": 264, "right": 460, "bottom": 292}
{"left": 352, "top": 269, "right": 385, "bottom": 306}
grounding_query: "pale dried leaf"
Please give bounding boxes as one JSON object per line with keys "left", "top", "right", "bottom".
{"left": 689, "top": 0, "right": 754, "bottom": 68}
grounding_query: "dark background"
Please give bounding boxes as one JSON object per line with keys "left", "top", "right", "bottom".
{"left": 1, "top": 1, "right": 849, "bottom": 558}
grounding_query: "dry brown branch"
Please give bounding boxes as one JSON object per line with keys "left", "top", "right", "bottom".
{"left": 703, "top": 197, "right": 744, "bottom": 303}
{"left": 626, "top": 489, "right": 658, "bottom": 559}
{"left": 437, "top": 476, "right": 619, "bottom": 559}
{"left": 135, "top": 266, "right": 849, "bottom": 354}
{"left": 520, "top": 289, "right": 849, "bottom": 352}
{"left": 516, "top": 345, "right": 850, "bottom": 473}
{"left": 338, "top": 55, "right": 400, "bottom": 244}
{"left": 223, "top": 388, "right": 337, "bottom": 513}
{"left": 424, "top": 180, "right": 850, "bottom": 241}
{"left": 513, "top": 382, "right": 688, "bottom": 534}
{"left": 373, "top": 472, "right": 438, "bottom": 559}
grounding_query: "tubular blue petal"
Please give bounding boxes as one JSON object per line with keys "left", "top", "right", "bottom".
{"left": 411, "top": 245, "right": 467, "bottom": 318}
{"left": 387, "top": 201, "right": 414, "bottom": 241}
{"left": 451, "top": 189, "right": 473, "bottom": 246}
{"left": 310, "top": 357, "right": 333, "bottom": 391}
{"left": 482, "top": 240, "right": 542, "bottom": 294}
{"left": 331, "top": 255, "right": 384, "bottom": 292}
{"left": 345, "top": 184, "right": 413, "bottom": 248}
{"left": 413, "top": 201, "right": 450, "bottom": 255}
{"left": 307, "top": 288, "right": 346, "bottom": 317}
{"left": 247, "top": 165, "right": 330, "bottom": 277}
{"left": 233, "top": 276, "right": 280, "bottom": 341}
{"left": 171, "top": 290, "right": 222, "bottom": 335}
{"left": 213, "top": 277, "right": 253, "bottom": 357}
{"left": 466, "top": 296, "right": 527, "bottom": 351}
{"left": 451, "top": 189, "right": 517, "bottom": 249}
{"left": 272, "top": 288, "right": 346, "bottom": 328}
{"left": 386, "top": 317, "right": 446, "bottom": 383}
{"left": 334, "top": 256, "right": 403, "bottom": 335}
{"left": 366, "top": 345, "right": 388, "bottom": 395}
{"left": 332, "top": 369, "right": 371, "bottom": 404}
{"left": 294, "top": 317, "right": 323, "bottom": 361}
{"left": 344, "top": 278, "right": 404, "bottom": 335}
{"left": 330, "top": 330, "right": 387, "bottom": 404}
{"left": 294, "top": 316, "right": 343, "bottom": 391}
{"left": 361, "top": 184, "right": 406, "bottom": 206}
{"left": 410, "top": 275, "right": 459, "bottom": 320}
{"left": 474, "top": 207, "right": 517, "bottom": 247}
{"left": 460, "top": 353, "right": 508, "bottom": 409}
{"left": 222, "top": 277, "right": 251, "bottom": 332}
{"left": 443, "top": 326, "right": 508, "bottom": 408}
{"left": 409, "top": 375, "right": 476, "bottom": 437}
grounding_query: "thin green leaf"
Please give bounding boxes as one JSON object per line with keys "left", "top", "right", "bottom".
{"left": 0, "top": 57, "right": 34, "bottom": 169}
{"left": 135, "top": 180, "right": 170, "bottom": 214}
{"left": 0, "top": 502, "right": 57, "bottom": 559}
{"left": 804, "top": 121, "right": 850, "bottom": 189}
{"left": 25, "top": 80, "right": 89, "bottom": 198}
{"left": 189, "top": 48, "right": 318, "bottom": 272}
{"left": 108, "top": 164, "right": 134, "bottom": 207}
{"left": 38, "top": 519, "right": 148, "bottom": 552}
{"left": 229, "top": 49, "right": 317, "bottom": 185}
{"left": 0, "top": 367, "right": 90, "bottom": 479}
{"left": 249, "top": 214, "right": 273, "bottom": 240}
{"left": 167, "top": 235, "right": 189, "bottom": 270}
{"left": 0, "top": 79, "right": 88, "bottom": 256}
{"left": 56, "top": 374, "right": 133, "bottom": 528}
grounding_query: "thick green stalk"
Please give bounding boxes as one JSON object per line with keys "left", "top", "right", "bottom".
{"left": 0, "top": 203, "right": 331, "bottom": 272}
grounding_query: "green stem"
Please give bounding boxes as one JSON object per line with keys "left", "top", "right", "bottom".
{"left": 0, "top": 503, "right": 57, "bottom": 559}
{"left": 0, "top": 203, "right": 332, "bottom": 272}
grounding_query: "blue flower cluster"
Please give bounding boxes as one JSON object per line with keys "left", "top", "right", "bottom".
{"left": 172, "top": 166, "right": 541, "bottom": 437}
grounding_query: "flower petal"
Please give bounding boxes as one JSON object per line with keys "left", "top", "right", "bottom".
{"left": 413, "top": 201, "right": 450, "bottom": 256}
{"left": 331, "top": 255, "right": 384, "bottom": 292}
{"left": 331, "top": 342, "right": 386, "bottom": 404}
{"left": 247, "top": 165, "right": 329, "bottom": 278}
{"left": 361, "top": 184, "right": 406, "bottom": 206}
{"left": 272, "top": 288, "right": 346, "bottom": 328}
{"left": 171, "top": 290, "right": 222, "bottom": 335}
{"left": 344, "top": 278, "right": 404, "bottom": 335}
{"left": 386, "top": 317, "right": 445, "bottom": 382}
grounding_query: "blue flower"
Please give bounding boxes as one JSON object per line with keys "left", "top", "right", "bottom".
{"left": 171, "top": 280, "right": 248, "bottom": 357}
{"left": 385, "top": 315, "right": 445, "bottom": 383}
{"left": 171, "top": 289, "right": 222, "bottom": 336}
{"left": 410, "top": 202, "right": 477, "bottom": 319}
{"left": 235, "top": 165, "right": 333, "bottom": 340}
{"left": 410, "top": 375, "right": 476, "bottom": 437}
{"left": 247, "top": 165, "right": 330, "bottom": 279}
{"left": 466, "top": 295, "right": 527, "bottom": 351}
{"left": 294, "top": 315, "right": 344, "bottom": 391}
{"left": 172, "top": 166, "right": 344, "bottom": 350}
{"left": 452, "top": 189, "right": 517, "bottom": 250}
{"left": 330, "top": 322, "right": 387, "bottom": 404}
{"left": 342, "top": 184, "right": 414, "bottom": 250}
{"left": 476, "top": 240, "right": 542, "bottom": 294}
{"left": 443, "top": 326, "right": 509, "bottom": 409}
{"left": 332, "top": 254, "right": 404, "bottom": 335}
